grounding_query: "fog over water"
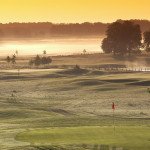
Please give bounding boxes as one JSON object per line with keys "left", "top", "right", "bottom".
{"left": 0, "top": 38, "right": 103, "bottom": 56}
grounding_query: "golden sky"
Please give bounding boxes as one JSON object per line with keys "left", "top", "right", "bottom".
{"left": 0, "top": 0, "right": 150, "bottom": 23}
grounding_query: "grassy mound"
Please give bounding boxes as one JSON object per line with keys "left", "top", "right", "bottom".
{"left": 57, "top": 68, "right": 89, "bottom": 76}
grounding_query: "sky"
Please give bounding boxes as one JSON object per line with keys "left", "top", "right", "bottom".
{"left": 0, "top": 0, "right": 150, "bottom": 23}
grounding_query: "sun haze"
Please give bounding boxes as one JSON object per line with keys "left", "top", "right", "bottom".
{"left": 0, "top": 0, "right": 150, "bottom": 23}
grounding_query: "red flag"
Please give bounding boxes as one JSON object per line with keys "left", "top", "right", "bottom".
{"left": 112, "top": 102, "right": 115, "bottom": 110}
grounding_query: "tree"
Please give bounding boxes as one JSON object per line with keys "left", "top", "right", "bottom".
{"left": 101, "top": 38, "right": 114, "bottom": 54}
{"left": 34, "top": 55, "right": 41, "bottom": 66}
{"left": 15, "top": 50, "right": 18, "bottom": 56}
{"left": 101, "top": 21, "right": 142, "bottom": 55}
{"left": 46, "top": 56, "right": 52, "bottom": 64}
{"left": 11, "top": 54, "right": 16, "bottom": 64}
{"left": 29, "top": 55, "right": 52, "bottom": 67}
{"left": 143, "top": 31, "right": 150, "bottom": 52}
{"left": 83, "top": 49, "right": 87, "bottom": 55}
{"left": 41, "top": 56, "right": 52, "bottom": 65}
{"left": 28, "top": 59, "right": 34, "bottom": 66}
{"left": 6, "top": 56, "right": 11, "bottom": 64}
{"left": 43, "top": 50, "right": 47, "bottom": 55}
{"left": 41, "top": 56, "right": 48, "bottom": 65}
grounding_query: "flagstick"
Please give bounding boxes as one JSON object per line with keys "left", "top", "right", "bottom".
{"left": 113, "top": 109, "right": 115, "bottom": 136}
{"left": 112, "top": 102, "right": 116, "bottom": 136}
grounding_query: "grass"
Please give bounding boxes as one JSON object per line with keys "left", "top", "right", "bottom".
{"left": 0, "top": 67, "right": 149, "bottom": 149}
{"left": 1, "top": 53, "right": 150, "bottom": 70}
{"left": 16, "top": 126, "right": 150, "bottom": 150}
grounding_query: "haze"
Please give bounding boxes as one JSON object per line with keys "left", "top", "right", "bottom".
{"left": 0, "top": 38, "right": 102, "bottom": 56}
{"left": 0, "top": 0, "right": 150, "bottom": 56}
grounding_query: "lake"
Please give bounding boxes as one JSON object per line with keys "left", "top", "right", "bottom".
{"left": 0, "top": 38, "right": 103, "bottom": 56}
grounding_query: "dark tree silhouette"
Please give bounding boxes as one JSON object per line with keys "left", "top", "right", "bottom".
{"left": 11, "top": 54, "right": 16, "bottom": 64}
{"left": 41, "top": 56, "right": 52, "bottom": 65}
{"left": 29, "top": 55, "right": 52, "bottom": 67}
{"left": 83, "top": 49, "right": 87, "bottom": 55}
{"left": 6, "top": 56, "right": 11, "bottom": 64}
{"left": 101, "top": 38, "right": 114, "bottom": 54}
{"left": 34, "top": 55, "right": 41, "bottom": 66}
{"left": 102, "top": 21, "right": 142, "bottom": 55}
{"left": 46, "top": 57, "right": 52, "bottom": 64}
{"left": 144, "top": 31, "right": 150, "bottom": 52}
{"left": 0, "top": 20, "right": 149, "bottom": 38}
{"left": 28, "top": 59, "right": 34, "bottom": 66}
{"left": 43, "top": 50, "right": 47, "bottom": 55}
{"left": 41, "top": 57, "right": 48, "bottom": 65}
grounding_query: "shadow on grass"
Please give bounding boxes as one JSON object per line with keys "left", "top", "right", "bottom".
{"left": 128, "top": 80, "right": 150, "bottom": 86}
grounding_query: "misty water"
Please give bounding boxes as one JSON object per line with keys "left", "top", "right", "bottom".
{"left": 0, "top": 38, "right": 103, "bottom": 56}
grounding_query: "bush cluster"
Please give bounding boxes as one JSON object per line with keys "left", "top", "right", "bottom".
{"left": 29, "top": 55, "right": 52, "bottom": 66}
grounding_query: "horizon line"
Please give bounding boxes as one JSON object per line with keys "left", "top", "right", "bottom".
{"left": 0, "top": 19, "right": 150, "bottom": 25}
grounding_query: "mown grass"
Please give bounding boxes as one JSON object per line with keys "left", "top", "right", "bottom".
{"left": 16, "top": 126, "right": 150, "bottom": 150}
{"left": 0, "top": 68, "right": 149, "bottom": 150}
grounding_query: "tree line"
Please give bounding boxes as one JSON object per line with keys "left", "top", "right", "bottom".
{"left": 102, "top": 21, "right": 150, "bottom": 56}
{"left": 0, "top": 20, "right": 150, "bottom": 38}
{"left": 0, "top": 22, "right": 106, "bottom": 38}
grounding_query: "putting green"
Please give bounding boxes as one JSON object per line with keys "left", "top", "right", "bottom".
{"left": 16, "top": 126, "right": 150, "bottom": 150}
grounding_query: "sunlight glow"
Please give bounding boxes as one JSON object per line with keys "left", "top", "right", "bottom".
{"left": 0, "top": 0, "right": 149, "bottom": 23}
